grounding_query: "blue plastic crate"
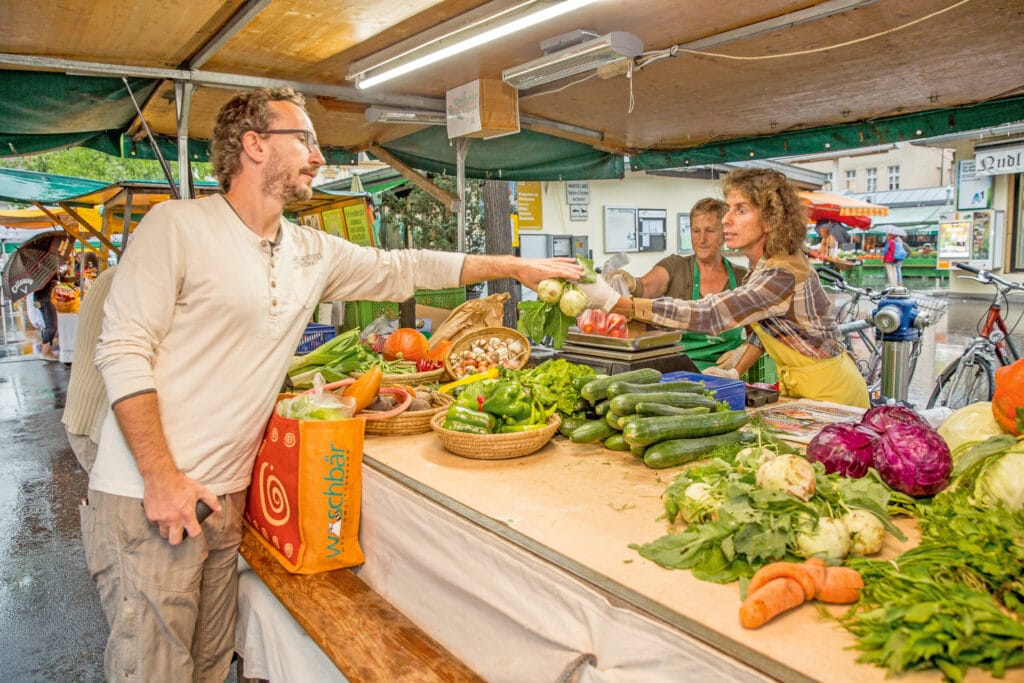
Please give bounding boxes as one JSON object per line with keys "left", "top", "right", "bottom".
{"left": 296, "top": 323, "right": 336, "bottom": 354}
{"left": 661, "top": 371, "right": 746, "bottom": 411}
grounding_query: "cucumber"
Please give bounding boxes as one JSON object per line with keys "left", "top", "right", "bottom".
{"left": 594, "top": 399, "right": 613, "bottom": 416}
{"left": 609, "top": 391, "right": 718, "bottom": 416}
{"left": 580, "top": 368, "right": 662, "bottom": 403}
{"left": 643, "top": 430, "right": 755, "bottom": 469}
{"left": 558, "top": 416, "right": 590, "bottom": 437}
{"left": 573, "top": 374, "right": 602, "bottom": 392}
{"left": 570, "top": 420, "right": 617, "bottom": 444}
{"left": 630, "top": 442, "right": 647, "bottom": 460}
{"left": 603, "top": 433, "right": 630, "bottom": 451}
{"left": 623, "top": 410, "right": 749, "bottom": 447}
{"left": 606, "top": 380, "right": 705, "bottom": 399}
{"left": 634, "top": 403, "right": 712, "bottom": 417}
{"left": 605, "top": 410, "right": 623, "bottom": 430}
{"left": 607, "top": 411, "right": 643, "bottom": 431}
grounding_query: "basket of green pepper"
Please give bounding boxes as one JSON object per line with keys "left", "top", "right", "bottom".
{"left": 430, "top": 376, "right": 560, "bottom": 459}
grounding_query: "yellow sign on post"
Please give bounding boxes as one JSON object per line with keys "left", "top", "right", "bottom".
{"left": 342, "top": 204, "right": 373, "bottom": 246}
{"left": 516, "top": 182, "right": 543, "bottom": 230}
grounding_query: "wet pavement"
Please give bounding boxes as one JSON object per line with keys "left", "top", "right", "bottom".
{"left": 0, "top": 289, "right": 1021, "bottom": 681}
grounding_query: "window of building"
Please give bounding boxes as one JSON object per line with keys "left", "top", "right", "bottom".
{"left": 824, "top": 171, "right": 833, "bottom": 190}
{"left": 888, "top": 165, "right": 901, "bottom": 190}
{"left": 866, "top": 168, "right": 878, "bottom": 193}
{"left": 845, "top": 169, "right": 856, "bottom": 191}
{"left": 1013, "top": 175, "right": 1023, "bottom": 273}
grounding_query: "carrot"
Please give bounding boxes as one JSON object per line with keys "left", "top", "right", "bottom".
{"left": 804, "top": 558, "right": 863, "bottom": 604}
{"left": 746, "top": 561, "right": 816, "bottom": 601}
{"left": 739, "top": 577, "right": 807, "bottom": 629}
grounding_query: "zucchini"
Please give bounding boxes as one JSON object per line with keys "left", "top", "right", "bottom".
{"left": 643, "top": 430, "right": 755, "bottom": 469}
{"left": 623, "top": 410, "right": 749, "bottom": 447}
{"left": 573, "top": 374, "right": 602, "bottom": 392}
{"left": 570, "top": 420, "right": 617, "bottom": 444}
{"left": 603, "top": 433, "right": 630, "bottom": 451}
{"left": 580, "top": 368, "right": 662, "bottom": 403}
{"left": 609, "top": 391, "right": 718, "bottom": 416}
{"left": 594, "top": 399, "right": 613, "bottom": 416}
{"left": 606, "top": 379, "right": 705, "bottom": 399}
{"left": 634, "top": 403, "right": 711, "bottom": 417}
{"left": 558, "top": 416, "right": 590, "bottom": 437}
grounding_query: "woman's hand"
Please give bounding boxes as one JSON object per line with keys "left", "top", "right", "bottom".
{"left": 579, "top": 278, "right": 621, "bottom": 313}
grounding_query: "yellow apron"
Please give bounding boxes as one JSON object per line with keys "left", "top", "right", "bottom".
{"left": 751, "top": 322, "right": 869, "bottom": 408}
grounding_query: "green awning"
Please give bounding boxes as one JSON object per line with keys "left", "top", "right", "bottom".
{"left": 378, "top": 127, "right": 624, "bottom": 181}
{"left": 0, "top": 167, "right": 109, "bottom": 204}
{"left": 876, "top": 205, "right": 951, "bottom": 227}
{"left": 633, "top": 97, "right": 1024, "bottom": 170}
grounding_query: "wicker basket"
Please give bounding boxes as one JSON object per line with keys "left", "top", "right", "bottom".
{"left": 349, "top": 367, "right": 445, "bottom": 386}
{"left": 444, "top": 327, "right": 531, "bottom": 379}
{"left": 365, "top": 393, "right": 453, "bottom": 436}
{"left": 430, "top": 411, "right": 560, "bottom": 460}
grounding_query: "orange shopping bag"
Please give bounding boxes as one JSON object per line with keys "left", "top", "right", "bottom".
{"left": 244, "top": 403, "right": 366, "bottom": 573}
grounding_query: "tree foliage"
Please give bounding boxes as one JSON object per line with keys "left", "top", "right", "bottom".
{"left": 378, "top": 175, "right": 485, "bottom": 253}
{"left": 0, "top": 147, "right": 212, "bottom": 185}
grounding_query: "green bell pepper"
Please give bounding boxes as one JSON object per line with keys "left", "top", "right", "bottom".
{"left": 442, "top": 404, "right": 498, "bottom": 433}
{"left": 481, "top": 380, "right": 533, "bottom": 423}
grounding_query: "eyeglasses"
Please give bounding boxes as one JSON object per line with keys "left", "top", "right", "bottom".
{"left": 258, "top": 128, "right": 320, "bottom": 152}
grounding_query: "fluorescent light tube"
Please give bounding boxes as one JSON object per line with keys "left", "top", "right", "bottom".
{"left": 502, "top": 31, "right": 642, "bottom": 89}
{"left": 364, "top": 106, "right": 447, "bottom": 125}
{"left": 349, "top": 0, "right": 602, "bottom": 90}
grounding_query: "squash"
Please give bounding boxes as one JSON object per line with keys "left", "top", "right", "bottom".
{"left": 382, "top": 328, "right": 429, "bottom": 361}
{"left": 992, "top": 358, "right": 1024, "bottom": 436}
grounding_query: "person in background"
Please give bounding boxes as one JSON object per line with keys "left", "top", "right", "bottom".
{"left": 581, "top": 168, "right": 869, "bottom": 408}
{"left": 83, "top": 86, "right": 583, "bottom": 681}
{"left": 818, "top": 225, "right": 838, "bottom": 260}
{"left": 34, "top": 273, "right": 60, "bottom": 360}
{"left": 62, "top": 265, "right": 116, "bottom": 473}
{"left": 608, "top": 198, "right": 748, "bottom": 370}
{"left": 882, "top": 233, "right": 902, "bottom": 286}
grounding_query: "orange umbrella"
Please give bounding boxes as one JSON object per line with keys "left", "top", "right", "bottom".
{"left": 799, "top": 191, "right": 888, "bottom": 229}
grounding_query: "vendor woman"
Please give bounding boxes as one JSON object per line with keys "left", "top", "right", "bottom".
{"left": 581, "top": 168, "right": 869, "bottom": 408}
{"left": 608, "top": 197, "right": 748, "bottom": 370}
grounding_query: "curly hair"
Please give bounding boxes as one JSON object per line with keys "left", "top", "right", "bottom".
{"left": 722, "top": 168, "right": 808, "bottom": 258}
{"left": 211, "top": 87, "right": 307, "bottom": 192}
{"left": 690, "top": 197, "right": 727, "bottom": 223}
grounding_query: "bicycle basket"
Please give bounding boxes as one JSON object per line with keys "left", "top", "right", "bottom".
{"left": 910, "top": 292, "right": 949, "bottom": 325}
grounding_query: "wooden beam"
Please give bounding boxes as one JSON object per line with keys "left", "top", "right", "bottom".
{"left": 57, "top": 203, "right": 121, "bottom": 257}
{"left": 368, "top": 144, "right": 459, "bottom": 213}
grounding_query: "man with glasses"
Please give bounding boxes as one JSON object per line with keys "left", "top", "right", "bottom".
{"left": 82, "top": 86, "right": 583, "bottom": 681}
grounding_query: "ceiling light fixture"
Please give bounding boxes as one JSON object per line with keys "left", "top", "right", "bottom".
{"left": 364, "top": 106, "right": 447, "bottom": 125}
{"left": 502, "top": 31, "right": 642, "bottom": 90}
{"left": 347, "top": 0, "right": 602, "bottom": 90}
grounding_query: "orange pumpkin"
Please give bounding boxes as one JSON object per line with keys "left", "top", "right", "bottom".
{"left": 382, "top": 328, "right": 429, "bottom": 361}
{"left": 992, "top": 358, "right": 1024, "bottom": 435}
{"left": 425, "top": 339, "right": 453, "bottom": 364}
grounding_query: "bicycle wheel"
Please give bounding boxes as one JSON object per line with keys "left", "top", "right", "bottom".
{"left": 927, "top": 354, "right": 995, "bottom": 409}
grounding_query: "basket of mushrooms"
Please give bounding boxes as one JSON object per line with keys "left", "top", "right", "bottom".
{"left": 443, "top": 327, "right": 531, "bottom": 379}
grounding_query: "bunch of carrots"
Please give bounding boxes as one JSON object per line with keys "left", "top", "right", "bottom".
{"left": 739, "top": 558, "right": 863, "bottom": 629}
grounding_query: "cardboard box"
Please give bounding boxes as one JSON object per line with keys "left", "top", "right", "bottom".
{"left": 446, "top": 79, "right": 519, "bottom": 139}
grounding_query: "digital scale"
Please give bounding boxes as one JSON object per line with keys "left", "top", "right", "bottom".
{"left": 554, "top": 329, "right": 700, "bottom": 375}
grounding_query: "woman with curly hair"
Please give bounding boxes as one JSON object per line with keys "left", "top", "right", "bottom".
{"left": 581, "top": 168, "right": 868, "bottom": 407}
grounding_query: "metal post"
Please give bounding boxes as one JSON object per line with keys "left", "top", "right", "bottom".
{"left": 121, "top": 78, "right": 180, "bottom": 200}
{"left": 174, "top": 81, "right": 195, "bottom": 200}
{"left": 456, "top": 138, "right": 471, "bottom": 254}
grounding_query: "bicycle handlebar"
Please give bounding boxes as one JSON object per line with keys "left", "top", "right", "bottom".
{"left": 953, "top": 262, "right": 1024, "bottom": 292}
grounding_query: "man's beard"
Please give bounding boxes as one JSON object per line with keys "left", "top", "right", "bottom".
{"left": 262, "top": 149, "right": 314, "bottom": 203}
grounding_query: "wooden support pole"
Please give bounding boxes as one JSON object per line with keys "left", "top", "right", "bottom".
{"left": 57, "top": 203, "right": 121, "bottom": 256}
{"left": 368, "top": 144, "right": 460, "bottom": 213}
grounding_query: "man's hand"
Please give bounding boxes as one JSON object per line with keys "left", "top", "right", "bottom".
{"left": 579, "top": 278, "right": 621, "bottom": 313}
{"left": 513, "top": 257, "right": 584, "bottom": 291}
{"left": 142, "top": 473, "right": 221, "bottom": 546}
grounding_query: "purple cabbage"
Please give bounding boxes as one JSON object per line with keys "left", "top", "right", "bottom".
{"left": 806, "top": 423, "right": 879, "bottom": 478}
{"left": 874, "top": 423, "right": 952, "bottom": 497}
{"left": 859, "top": 404, "right": 928, "bottom": 435}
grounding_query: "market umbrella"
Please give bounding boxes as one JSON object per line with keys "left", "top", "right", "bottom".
{"left": 873, "top": 224, "right": 908, "bottom": 237}
{"left": 1, "top": 231, "right": 72, "bottom": 301}
{"left": 799, "top": 191, "right": 888, "bottom": 230}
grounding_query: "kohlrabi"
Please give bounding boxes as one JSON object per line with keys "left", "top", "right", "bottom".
{"left": 558, "top": 284, "right": 587, "bottom": 318}
{"left": 842, "top": 509, "right": 885, "bottom": 555}
{"left": 796, "top": 516, "right": 851, "bottom": 560}
{"left": 536, "top": 278, "right": 565, "bottom": 304}
{"left": 755, "top": 453, "right": 816, "bottom": 501}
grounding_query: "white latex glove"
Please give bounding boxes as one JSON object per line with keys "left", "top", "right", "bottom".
{"left": 702, "top": 367, "right": 740, "bottom": 380}
{"left": 579, "top": 278, "right": 621, "bottom": 313}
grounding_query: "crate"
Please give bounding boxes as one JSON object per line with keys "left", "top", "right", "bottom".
{"left": 743, "top": 354, "right": 778, "bottom": 385}
{"left": 341, "top": 288, "right": 467, "bottom": 332}
{"left": 296, "top": 323, "right": 337, "bottom": 354}
{"left": 661, "top": 371, "right": 746, "bottom": 411}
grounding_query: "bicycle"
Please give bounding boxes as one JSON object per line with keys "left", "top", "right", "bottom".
{"left": 926, "top": 262, "right": 1024, "bottom": 409}
{"left": 818, "top": 266, "right": 947, "bottom": 403}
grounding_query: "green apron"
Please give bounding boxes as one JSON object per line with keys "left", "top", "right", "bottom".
{"left": 678, "top": 259, "right": 744, "bottom": 369}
